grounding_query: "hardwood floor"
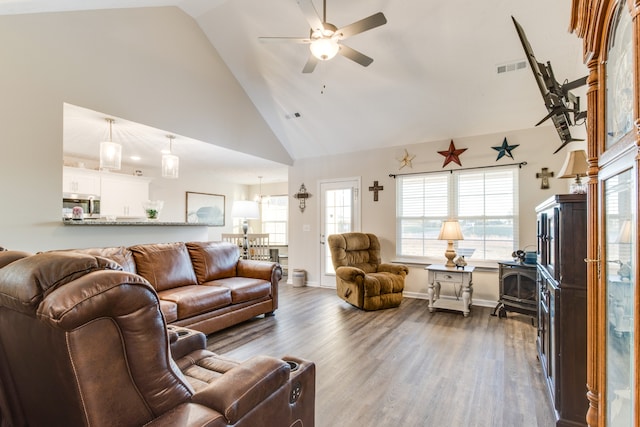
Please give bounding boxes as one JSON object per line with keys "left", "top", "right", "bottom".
{"left": 206, "top": 283, "right": 557, "bottom": 427}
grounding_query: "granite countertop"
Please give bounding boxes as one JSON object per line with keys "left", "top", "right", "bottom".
{"left": 62, "top": 219, "right": 206, "bottom": 226}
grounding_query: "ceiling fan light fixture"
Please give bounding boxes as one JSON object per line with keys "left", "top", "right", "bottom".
{"left": 310, "top": 38, "right": 339, "bottom": 61}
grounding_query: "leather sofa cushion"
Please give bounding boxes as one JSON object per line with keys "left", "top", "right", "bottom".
{"left": 206, "top": 277, "right": 271, "bottom": 304}
{"left": 160, "top": 299, "right": 178, "bottom": 323}
{"left": 186, "top": 241, "right": 239, "bottom": 283}
{"left": 0, "top": 250, "right": 32, "bottom": 268}
{"left": 72, "top": 246, "right": 137, "bottom": 273}
{"left": 130, "top": 242, "right": 198, "bottom": 291}
{"left": 159, "top": 285, "right": 231, "bottom": 320}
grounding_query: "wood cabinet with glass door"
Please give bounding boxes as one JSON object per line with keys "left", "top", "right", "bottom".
{"left": 570, "top": 1, "right": 638, "bottom": 426}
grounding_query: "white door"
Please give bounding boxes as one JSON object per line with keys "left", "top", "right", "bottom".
{"left": 319, "top": 178, "right": 361, "bottom": 287}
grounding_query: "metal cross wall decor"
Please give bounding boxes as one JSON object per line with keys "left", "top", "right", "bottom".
{"left": 368, "top": 181, "right": 384, "bottom": 201}
{"left": 293, "top": 183, "right": 311, "bottom": 212}
{"left": 536, "top": 167, "right": 554, "bottom": 189}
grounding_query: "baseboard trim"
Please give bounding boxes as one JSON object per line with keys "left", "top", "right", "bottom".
{"left": 289, "top": 282, "right": 497, "bottom": 308}
{"left": 403, "top": 291, "right": 497, "bottom": 308}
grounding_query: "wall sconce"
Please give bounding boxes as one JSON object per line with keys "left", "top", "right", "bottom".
{"left": 293, "top": 183, "right": 311, "bottom": 212}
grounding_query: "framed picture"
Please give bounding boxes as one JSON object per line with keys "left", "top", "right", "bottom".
{"left": 185, "top": 192, "right": 225, "bottom": 226}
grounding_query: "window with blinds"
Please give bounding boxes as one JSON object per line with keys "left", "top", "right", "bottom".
{"left": 261, "top": 195, "right": 288, "bottom": 245}
{"left": 396, "top": 166, "right": 519, "bottom": 264}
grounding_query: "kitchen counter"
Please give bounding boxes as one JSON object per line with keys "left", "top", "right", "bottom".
{"left": 62, "top": 219, "right": 207, "bottom": 226}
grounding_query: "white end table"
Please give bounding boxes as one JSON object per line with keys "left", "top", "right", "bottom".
{"left": 426, "top": 264, "right": 475, "bottom": 317}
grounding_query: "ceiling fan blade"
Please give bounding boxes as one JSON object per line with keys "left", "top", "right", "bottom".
{"left": 302, "top": 54, "right": 318, "bottom": 73}
{"left": 336, "top": 12, "right": 387, "bottom": 39}
{"left": 296, "top": 0, "right": 324, "bottom": 33}
{"left": 259, "top": 37, "right": 311, "bottom": 44}
{"left": 338, "top": 44, "right": 374, "bottom": 67}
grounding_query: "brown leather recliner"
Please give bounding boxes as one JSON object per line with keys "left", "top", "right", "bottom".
{"left": 328, "top": 232, "right": 408, "bottom": 311}
{"left": 0, "top": 251, "right": 315, "bottom": 427}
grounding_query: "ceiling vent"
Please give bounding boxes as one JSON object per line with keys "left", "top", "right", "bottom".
{"left": 496, "top": 60, "right": 527, "bottom": 74}
{"left": 285, "top": 112, "right": 302, "bottom": 119}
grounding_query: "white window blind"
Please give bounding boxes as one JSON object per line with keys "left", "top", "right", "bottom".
{"left": 396, "top": 165, "right": 519, "bottom": 264}
{"left": 261, "top": 195, "right": 288, "bottom": 245}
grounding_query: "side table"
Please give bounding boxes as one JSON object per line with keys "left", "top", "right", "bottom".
{"left": 426, "top": 264, "right": 475, "bottom": 317}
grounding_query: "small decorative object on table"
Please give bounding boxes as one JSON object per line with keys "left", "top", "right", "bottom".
{"left": 72, "top": 206, "right": 84, "bottom": 221}
{"left": 142, "top": 200, "right": 163, "bottom": 220}
{"left": 454, "top": 255, "right": 467, "bottom": 269}
{"left": 512, "top": 250, "right": 526, "bottom": 264}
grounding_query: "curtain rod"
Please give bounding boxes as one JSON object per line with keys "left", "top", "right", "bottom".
{"left": 389, "top": 161, "right": 527, "bottom": 178}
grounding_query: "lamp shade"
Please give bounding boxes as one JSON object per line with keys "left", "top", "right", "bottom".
{"left": 617, "top": 220, "right": 632, "bottom": 244}
{"left": 231, "top": 200, "right": 260, "bottom": 219}
{"left": 438, "top": 220, "right": 464, "bottom": 241}
{"left": 558, "top": 149, "right": 588, "bottom": 178}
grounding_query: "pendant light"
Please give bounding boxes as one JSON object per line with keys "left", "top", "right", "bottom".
{"left": 254, "top": 176, "right": 269, "bottom": 204}
{"left": 162, "top": 135, "right": 179, "bottom": 179}
{"left": 99, "top": 118, "right": 122, "bottom": 170}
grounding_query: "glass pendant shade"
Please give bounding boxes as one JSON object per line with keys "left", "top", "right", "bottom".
{"left": 162, "top": 153, "right": 179, "bottom": 179}
{"left": 99, "top": 118, "right": 121, "bottom": 170}
{"left": 161, "top": 135, "right": 179, "bottom": 179}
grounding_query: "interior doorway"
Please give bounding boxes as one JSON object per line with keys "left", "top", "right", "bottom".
{"left": 319, "top": 177, "right": 361, "bottom": 287}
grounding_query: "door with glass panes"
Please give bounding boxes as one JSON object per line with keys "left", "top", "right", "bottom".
{"left": 319, "top": 178, "right": 360, "bottom": 287}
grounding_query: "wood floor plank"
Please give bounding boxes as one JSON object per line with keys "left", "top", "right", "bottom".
{"left": 207, "top": 284, "right": 557, "bottom": 427}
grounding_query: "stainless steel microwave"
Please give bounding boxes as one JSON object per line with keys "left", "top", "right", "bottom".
{"left": 62, "top": 193, "right": 101, "bottom": 218}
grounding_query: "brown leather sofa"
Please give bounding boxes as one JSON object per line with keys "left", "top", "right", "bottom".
{"left": 70, "top": 240, "right": 280, "bottom": 335}
{"left": 328, "top": 232, "right": 408, "bottom": 310}
{"left": 0, "top": 250, "right": 315, "bottom": 427}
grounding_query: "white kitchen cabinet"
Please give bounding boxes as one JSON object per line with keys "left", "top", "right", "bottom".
{"left": 100, "top": 173, "right": 151, "bottom": 218}
{"left": 62, "top": 167, "right": 101, "bottom": 195}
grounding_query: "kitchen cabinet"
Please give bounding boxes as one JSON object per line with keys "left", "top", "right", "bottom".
{"left": 100, "top": 173, "right": 151, "bottom": 218}
{"left": 62, "top": 167, "right": 101, "bottom": 195}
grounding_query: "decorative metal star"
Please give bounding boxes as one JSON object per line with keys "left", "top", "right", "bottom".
{"left": 399, "top": 149, "right": 415, "bottom": 169}
{"left": 438, "top": 140, "right": 467, "bottom": 168}
{"left": 492, "top": 137, "right": 519, "bottom": 161}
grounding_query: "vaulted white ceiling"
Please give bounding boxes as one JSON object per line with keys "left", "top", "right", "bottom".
{"left": 0, "top": 0, "right": 588, "bottom": 183}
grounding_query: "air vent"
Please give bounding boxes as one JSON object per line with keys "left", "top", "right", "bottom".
{"left": 496, "top": 60, "right": 527, "bottom": 74}
{"left": 285, "top": 112, "right": 302, "bottom": 119}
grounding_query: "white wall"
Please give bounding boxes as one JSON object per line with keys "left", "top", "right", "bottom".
{"left": 0, "top": 7, "right": 290, "bottom": 252}
{"left": 287, "top": 126, "right": 586, "bottom": 305}
{"left": 0, "top": 6, "right": 587, "bottom": 310}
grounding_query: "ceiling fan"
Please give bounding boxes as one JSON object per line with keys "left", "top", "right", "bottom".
{"left": 259, "top": 0, "right": 387, "bottom": 73}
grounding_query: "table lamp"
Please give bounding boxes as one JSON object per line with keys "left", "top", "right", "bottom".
{"left": 231, "top": 200, "right": 260, "bottom": 259}
{"left": 558, "top": 149, "right": 588, "bottom": 194}
{"left": 438, "top": 219, "right": 464, "bottom": 267}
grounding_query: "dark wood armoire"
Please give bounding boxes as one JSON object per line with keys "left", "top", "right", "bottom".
{"left": 536, "top": 194, "right": 588, "bottom": 427}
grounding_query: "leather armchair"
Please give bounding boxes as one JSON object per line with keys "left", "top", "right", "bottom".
{"left": 0, "top": 251, "right": 314, "bottom": 427}
{"left": 328, "top": 232, "right": 408, "bottom": 310}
